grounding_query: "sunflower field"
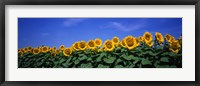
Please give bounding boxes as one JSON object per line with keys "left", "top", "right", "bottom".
{"left": 18, "top": 32, "right": 182, "bottom": 68}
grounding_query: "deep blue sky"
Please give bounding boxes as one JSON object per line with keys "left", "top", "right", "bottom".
{"left": 18, "top": 18, "right": 182, "bottom": 49}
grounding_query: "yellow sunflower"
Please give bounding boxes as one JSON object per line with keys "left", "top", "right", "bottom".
{"left": 27, "top": 47, "right": 32, "bottom": 52}
{"left": 59, "top": 45, "right": 65, "bottom": 51}
{"left": 146, "top": 41, "right": 154, "bottom": 47}
{"left": 124, "top": 36, "right": 137, "bottom": 50}
{"left": 42, "top": 46, "right": 49, "bottom": 53}
{"left": 78, "top": 41, "right": 87, "bottom": 50}
{"left": 51, "top": 51, "right": 57, "bottom": 57}
{"left": 72, "top": 42, "right": 80, "bottom": 51}
{"left": 95, "top": 38, "right": 102, "bottom": 47}
{"left": 120, "top": 38, "right": 127, "bottom": 48}
{"left": 143, "top": 32, "right": 153, "bottom": 44}
{"left": 33, "top": 48, "right": 40, "bottom": 54}
{"left": 135, "top": 38, "right": 140, "bottom": 47}
{"left": 165, "top": 34, "right": 175, "bottom": 43}
{"left": 138, "top": 36, "right": 143, "bottom": 42}
{"left": 53, "top": 47, "right": 56, "bottom": 51}
{"left": 23, "top": 47, "right": 29, "bottom": 53}
{"left": 56, "top": 49, "right": 60, "bottom": 54}
{"left": 63, "top": 48, "right": 72, "bottom": 57}
{"left": 112, "top": 36, "right": 120, "bottom": 47}
{"left": 87, "top": 40, "right": 96, "bottom": 50}
{"left": 155, "top": 32, "right": 164, "bottom": 45}
{"left": 169, "top": 40, "right": 181, "bottom": 53}
{"left": 104, "top": 40, "right": 115, "bottom": 51}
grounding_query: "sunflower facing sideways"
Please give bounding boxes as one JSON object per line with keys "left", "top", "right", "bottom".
{"left": 169, "top": 40, "right": 181, "bottom": 53}
{"left": 155, "top": 32, "right": 164, "bottom": 45}
{"left": 120, "top": 38, "right": 127, "bottom": 48}
{"left": 165, "top": 34, "right": 175, "bottom": 43}
{"left": 87, "top": 40, "right": 96, "bottom": 50}
{"left": 78, "top": 41, "right": 87, "bottom": 51}
{"left": 143, "top": 32, "right": 154, "bottom": 47}
{"left": 95, "top": 38, "right": 102, "bottom": 47}
{"left": 63, "top": 48, "right": 72, "bottom": 57}
{"left": 42, "top": 46, "right": 49, "bottom": 53}
{"left": 112, "top": 36, "right": 120, "bottom": 47}
{"left": 104, "top": 40, "right": 115, "bottom": 51}
{"left": 72, "top": 42, "right": 80, "bottom": 51}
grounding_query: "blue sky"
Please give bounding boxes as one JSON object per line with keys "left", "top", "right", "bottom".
{"left": 18, "top": 18, "right": 182, "bottom": 49}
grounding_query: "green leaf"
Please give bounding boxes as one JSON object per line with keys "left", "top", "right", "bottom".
{"left": 103, "top": 56, "right": 116, "bottom": 64}
{"left": 74, "top": 59, "right": 80, "bottom": 65}
{"left": 87, "top": 57, "right": 92, "bottom": 62}
{"left": 37, "top": 62, "right": 43, "bottom": 66}
{"left": 81, "top": 63, "right": 93, "bottom": 68}
{"left": 141, "top": 59, "right": 152, "bottom": 65}
{"left": 96, "top": 53, "right": 106, "bottom": 62}
{"left": 97, "top": 64, "right": 109, "bottom": 68}
{"left": 114, "top": 65, "right": 124, "bottom": 68}
{"left": 79, "top": 55, "right": 87, "bottom": 61}
{"left": 122, "top": 55, "right": 134, "bottom": 60}
{"left": 128, "top": 64, "right": 135, "bottom": 68}
{"left": 59, "top": 58, "right": 65, "bottom": 64}
{"left": 160, "top": 57, "right": 169, "bottom": 62}
{"left": 133, "top": 57, "right": 140, "bottom": 64}
{"left": 116, "top": 58, "right": 123, "bottom": 64}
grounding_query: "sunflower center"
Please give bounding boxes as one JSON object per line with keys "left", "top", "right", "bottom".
{"left": 113, "top": 39, "right": 118, "bottom": 43}
{"left": 89, "top": 42, "right": 95, "bottom": 47}
{"left": 95, "top": 41, "right": 100, "bottom": 45}
{"left": 127, "top": 39, "right": 134, "bottom": 46}
{"left": 80, "top": 42, "right": 85, "bottom": 48}
{"left": 106, "top": 42, "right": 112, "bottom": 49}
{"left": 65, "top": 49, "right": 70, "bottom": 55}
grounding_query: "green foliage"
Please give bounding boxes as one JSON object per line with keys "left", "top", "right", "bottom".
{"left": 18, "top": 45, "right": 182, "bottom": 68}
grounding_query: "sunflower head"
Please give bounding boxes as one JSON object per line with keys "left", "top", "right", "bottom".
{"left": 63, "top": 48, "right": 72, "bottom": 57}
{"left": 155, "top": 32, "right": 164, "bottom": 45}
{"left": 124, "top": 36, "right": 137, "bottom": 50}
{"left": 104, "top": 40, "right": 115, "bottom": 51}
{"left": 143, "top": 32, "right": 153, "bottom": 43}
{"left": 72, "top": 42, "right": 80, "bottom": 51}
{"left": 27, "top": 47, "right": 32, "bottom": 52}
{"left": 23, "top": 47, "right": 29, "bottom": 53}
{"left": 112, "top": 36, "right": 120, "bottom": 47}
{"left": 33, "top": 48, "right": 40, "bottom": 54}
{"left": 60, "top": 45, "right": 65, "bottom": 51}
{"left": 78, "top": 41, "right": 87, "bottom": 50}
{"left": 53, "top": 47, "right": 56, "bottom": 51}
{"left": 165, "top": 34, "right": 175, "bottom": 43}
{"left": 42, "top": 46, "right": 49, "bottom": 53}
{"left": 87, "top": 40, "right": 96, "bottom": 50}
{"left": 95, "top": 38, "right": 102, "bottom": 47}
{"left": 120, "top": 38, "right": 127, "bottom": 48}
{"left": 56, "top": 49, "right": 60, "bottom": 54}
{"left": 135, "top": 38, "right": 140, "bottom": 47}
{"left": 169, "top": 40, "right": 181, "bottom": 53}
{"left": 51, "top": 51, "right": 57, "bottom": 57}
{"left": 138, "top": 36, "right": 144, "bottom": 42}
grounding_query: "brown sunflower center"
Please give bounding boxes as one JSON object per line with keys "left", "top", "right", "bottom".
{"left": 106, "top": 42, "right": 112, "bottom": 49}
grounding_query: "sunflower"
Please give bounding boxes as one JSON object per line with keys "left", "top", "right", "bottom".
{"left": 56, "top": 49, "right": 60, "bottom": 54}
{"left": 33, "top": 48, "right": 40, "bottom": 54}
{"left": 42, "top": 46, "right": 49, "bottom": 53}
{"left": 112, "top": 36, "right": 120, "bottom": 47}
{"left": 104, "top": 40, "right": 115, "bottom": 51}
{"left": 60, "top": 45, "right": 65, "bottom": 51}
{"left": 87, "top": 40, "right": 96, "bottom": 50}
{"left": 120, "top": 38, "right": 126, "bottom": 48}
{"left": 78, "top": 41, "right": 87, "bottom": 50}
{"left": 53, "top": 47, "right": 56, "bottom": 51}
{"left": 143, "top": 32, "right": 153, "bottom": 44}
{"left": 72, "top": 42, "right": 79, "bottom": 51}
{"left": 51, "top": 51, "right": 57, "bottom": 57}
{"left": 27, "top": 47, "right": 32, "bottom": 52}
{"left": 146, "top": 41, "right": 154, "bottom": 47}
{"left": 23, "top": 47, "right": 29, "bottom": 53}
{"left": 138, "top": 36, "right": 143, "bottom": 42}
{"left": 169, "top": 40, "right": 181, "bottom": 53}
{"left": 165, "top": 34, "right": 175, "bottom": 43}
{"left": 63, "top": 48, "right": 72, "bottom": 57}
{"left": 155, "top": 32, "right": 164, "bottom": 45}
{"left": 95, "top": 38, "right": 102, "bottom": 47}
{"left": 124, "top": 36, "right": 137, "bottom": 50}
{"left": 135, "top": 38, "right": 140, "bottom": 47}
